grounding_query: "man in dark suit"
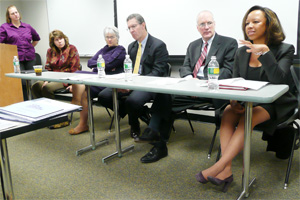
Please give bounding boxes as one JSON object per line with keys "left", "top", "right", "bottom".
{"left": 135, "top": 10, "right": 238, "bottom": 163}
{"left": 98, "top": 13, "right": 169, "bottom": 138}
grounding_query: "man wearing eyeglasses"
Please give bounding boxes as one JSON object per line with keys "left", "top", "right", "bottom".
{"left": 135, "top": 10, "right": 238, "bottom": 163}
{"left": 98, "top": 13, "right": 169, "bottom": 139}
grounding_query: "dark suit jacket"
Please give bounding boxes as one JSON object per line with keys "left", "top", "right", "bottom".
{"left": 234, "top": 43, "right": 297, "bottom": 135}
{"left": 179, "top": 33, "right": 238, "bottom": 79}
{"left": 128, "top": 34, "right": 169, "bottom": 77}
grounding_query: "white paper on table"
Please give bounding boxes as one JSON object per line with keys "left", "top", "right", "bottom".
{"left": 59, "top": 74, "right": 98, "bottom": 81}
{"left": 147, "top": 77, "right": 186, "bottom": 85}
{"left": 0, "top": 98, "right": 81, "bottom": 123}
{"left": 218, "top": 78, "right": 269, "bottom": 90}
{"left": 198, "top": 78, "right": 269, "bottom": 90}
{"left": 0, "top": 119, "right": 24, "bottom": 132}
{"left": 104, "top": 73, "right": 140, "bottom": 80}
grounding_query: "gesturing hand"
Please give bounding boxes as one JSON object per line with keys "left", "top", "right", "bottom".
{"left": 239, "top": 40, "right": 269, "bottom": 55}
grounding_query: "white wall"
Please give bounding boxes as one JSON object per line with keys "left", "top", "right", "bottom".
{"left": 117, "top": 0, "right": 299, "bottom": 55}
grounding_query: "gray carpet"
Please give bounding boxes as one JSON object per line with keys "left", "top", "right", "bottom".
{"left": 1, "top": 105, "right": 299, "bottom": 200}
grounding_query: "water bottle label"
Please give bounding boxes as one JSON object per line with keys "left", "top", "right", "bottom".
{"left": 124, "top": 63, "right": 132, "bottom": 70}
{"left": 97, "top": 62, "right": 105, "bottom": 68}
{"left": 14, "top": 61, "right": 19, "bottom": 66}
{"left": 208, "top": 68, "right": 219, "bottom": 75}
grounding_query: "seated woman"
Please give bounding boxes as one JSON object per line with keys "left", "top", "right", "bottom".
{"left": 195, "top": 5, "right": 297, "bottom": 193}
{"left": 32, "top": 30, "right": 80, "bottom": 99}
{"left": 68, "top": 26, "right": 126, "bottom": 135}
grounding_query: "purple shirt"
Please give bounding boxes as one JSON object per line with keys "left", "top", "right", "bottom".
{"left": 88, "top": 45, "right": 126, "bottom": 74}
{"left": 0, "top": 22, "right": 40, "bottom": 61}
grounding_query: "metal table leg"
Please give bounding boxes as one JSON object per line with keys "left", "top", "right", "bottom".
{"left": 237, "top": 102, "right": 256, "bottom": 200}
{"left": 76, "top": 86, "right": 109, "bottom": 156}
{"left": 102, "top": 88, "right": 134, "bottom": 163}
{"left": 26, "top": 80, "right": 32, "bottom": 100}
{"left": 0, "top": 139, "right": 14, "bottom": 200}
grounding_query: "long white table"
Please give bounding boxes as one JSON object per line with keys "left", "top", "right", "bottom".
{"left": 6, "top": 72, "right": 289, "bottom": 199}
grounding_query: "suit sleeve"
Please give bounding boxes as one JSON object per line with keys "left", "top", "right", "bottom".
{"left": 218, "top": 39, "right": 238, "bottom": 79}
{"left": 259, "top": 44, "right": 294, "bottom": 85}
{"left": 146, "top": 42, "right": 169, "bottom": 77}
{"left": 180, "top": 43, "right": 194, "bottom": 78}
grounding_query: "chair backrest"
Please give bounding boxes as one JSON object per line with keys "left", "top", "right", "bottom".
{"left": 34, "top": 53, "right": 42, "bottom": 65}
{"left": 290, "top": 65, "right": 300, "bottom": 118}
{"left": 167, "top": 63, "right": 172, "bottom": 77}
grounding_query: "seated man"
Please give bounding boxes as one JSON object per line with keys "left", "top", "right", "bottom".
{"left": 135, "top": 10, "right": 238, "bottom": 163}
{"left": 98, "top": 13, "right": 169, "bottom": 138}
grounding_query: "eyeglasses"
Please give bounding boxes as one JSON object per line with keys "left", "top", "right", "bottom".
{"left": 105, "top": 36, "right": 116, "bottom": 40}
{"left": 198, "top": 21, "right": 214, "bottom": 28}
{"left": 127, "top": 24, "right": 139, "bottom": 31}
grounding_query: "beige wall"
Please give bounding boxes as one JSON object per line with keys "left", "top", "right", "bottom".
{"left": 0, "top": 0, "right": 49, "bottom": 66}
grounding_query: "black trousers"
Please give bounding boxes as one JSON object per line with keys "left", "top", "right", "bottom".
{"left": 150, "top": 93, "right": 228, "bottom": 147}
{"left": 20, "top": 60, "right": 35, "bottom": 100}
{"left": 98, "top": 88, "right": 156, "bottom": 128}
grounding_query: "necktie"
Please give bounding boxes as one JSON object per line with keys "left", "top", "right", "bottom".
{"left": 193, "top": 42, "right": 208, "bottom": 78}
{"left": 133, "top": 42, "right": 142, "bottom": 74}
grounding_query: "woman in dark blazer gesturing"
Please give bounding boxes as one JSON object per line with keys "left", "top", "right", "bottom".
{"left": 195, "top": 5, "right": 297, "bottom": 193}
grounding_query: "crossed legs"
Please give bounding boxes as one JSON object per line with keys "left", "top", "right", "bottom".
{"left": 201, "top": 105, "right": 270, "bottom": 181}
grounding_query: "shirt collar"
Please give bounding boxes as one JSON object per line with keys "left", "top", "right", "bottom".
{"left": 140, "top": 33, "right": 149, "bottom": 48}
{"left": 9, "top": 21, "right": 25, "bottom": 28}
{"left": 202, "top": 33, "right": 215, "bottom": 47}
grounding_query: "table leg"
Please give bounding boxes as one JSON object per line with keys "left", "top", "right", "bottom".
{"left": 237, "top": 102, "right": 256, "bottom": 200}
{"left": 0, "top": 139, "right": 14, "bottom": 200}
{"left": 26, "top": 80, "right": 32, "bottom": 100}
{"left": 102, "top": 88, "right": 134, "bottom": 163}
{"left": 76, "top": 86, "right": 109, "bottom": 156}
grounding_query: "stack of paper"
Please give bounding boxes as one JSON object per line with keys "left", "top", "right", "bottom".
{"left": 218, "top": 78, "right": 269, "bottom": 90}
{"left": 0, "top": 98, "right": 82, "bottom": 124}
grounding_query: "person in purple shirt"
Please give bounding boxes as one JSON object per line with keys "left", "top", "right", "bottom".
{"left": 68, "top": 26, "right": 126, "bottom": 135}
{"left": 0, "top": 5, "right": 40, "bottom": 100}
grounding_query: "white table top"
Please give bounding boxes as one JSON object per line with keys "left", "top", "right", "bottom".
{"left": 6, "top": 72, "right": 289, "bottom": 104}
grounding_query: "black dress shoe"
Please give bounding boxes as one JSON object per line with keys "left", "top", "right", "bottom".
{"left": 139, "top": 106, "right": 151, "bottom": 125}
{"left": 140, "top": 146, "right": 168, "bottom": 163}
{"left": 134, "top": 127, "right": 160, "bottom": 143}
{"left": 130, "top": 126, "right": 140, "bottom": 138}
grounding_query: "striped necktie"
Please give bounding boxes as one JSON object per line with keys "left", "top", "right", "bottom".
{"left": 193, "top": 42, "right": 208, "bottom": 78}
{"left": 133, "top": 42, "right": 142, "bottom": 74}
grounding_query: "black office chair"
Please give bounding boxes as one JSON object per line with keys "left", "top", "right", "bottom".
{"left": 172, "top": 93, "right": 228, "bottom": 159}
{"left": 34, "top": 52, "right": 42, "bottom": 65}
{"left": 215, "top": 65, "right": 300, "bottom": 189}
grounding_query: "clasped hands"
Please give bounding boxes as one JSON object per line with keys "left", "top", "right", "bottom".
{"left": 230, "top": 100, "right": 245, "bottom": 114}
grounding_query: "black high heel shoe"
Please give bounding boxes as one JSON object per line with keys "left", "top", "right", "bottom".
{"left": 195, "top": 171, "right": 208, "bottom": 184}
{"left": 207, "top": 175, "right": 233, "bottom": 193}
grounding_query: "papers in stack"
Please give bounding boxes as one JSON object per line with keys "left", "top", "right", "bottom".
{"left": 218, "top": 78, "right": 269, "bottom": 90}
{"left": 0, "top": 98, "right": 82, "bottom": 124}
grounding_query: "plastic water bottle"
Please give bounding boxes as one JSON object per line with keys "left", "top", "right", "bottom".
{"left": 124, "top": 55, "right": 132, "bottom": 81}
{"left": 207, "top": 56, "right": 219, "bottom": 91}
{"left": 13, "top": 56, "right": 20, "bottom": 73}
{"left": 97, "top": 54, "right": 105, "bottom": 78}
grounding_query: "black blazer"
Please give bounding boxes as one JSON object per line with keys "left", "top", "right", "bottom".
{"left": 234, "top": 43, "right": 297, "bottom": 134}
{"left": 179, "top": 33, "right": 238, "bottom": 79}
{"left": 128, "top": 34, "right": 169, "bottom": 77}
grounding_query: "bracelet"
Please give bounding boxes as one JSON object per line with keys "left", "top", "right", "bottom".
{"left": 254, "top": 50, "right": 269, "bottom": 56}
